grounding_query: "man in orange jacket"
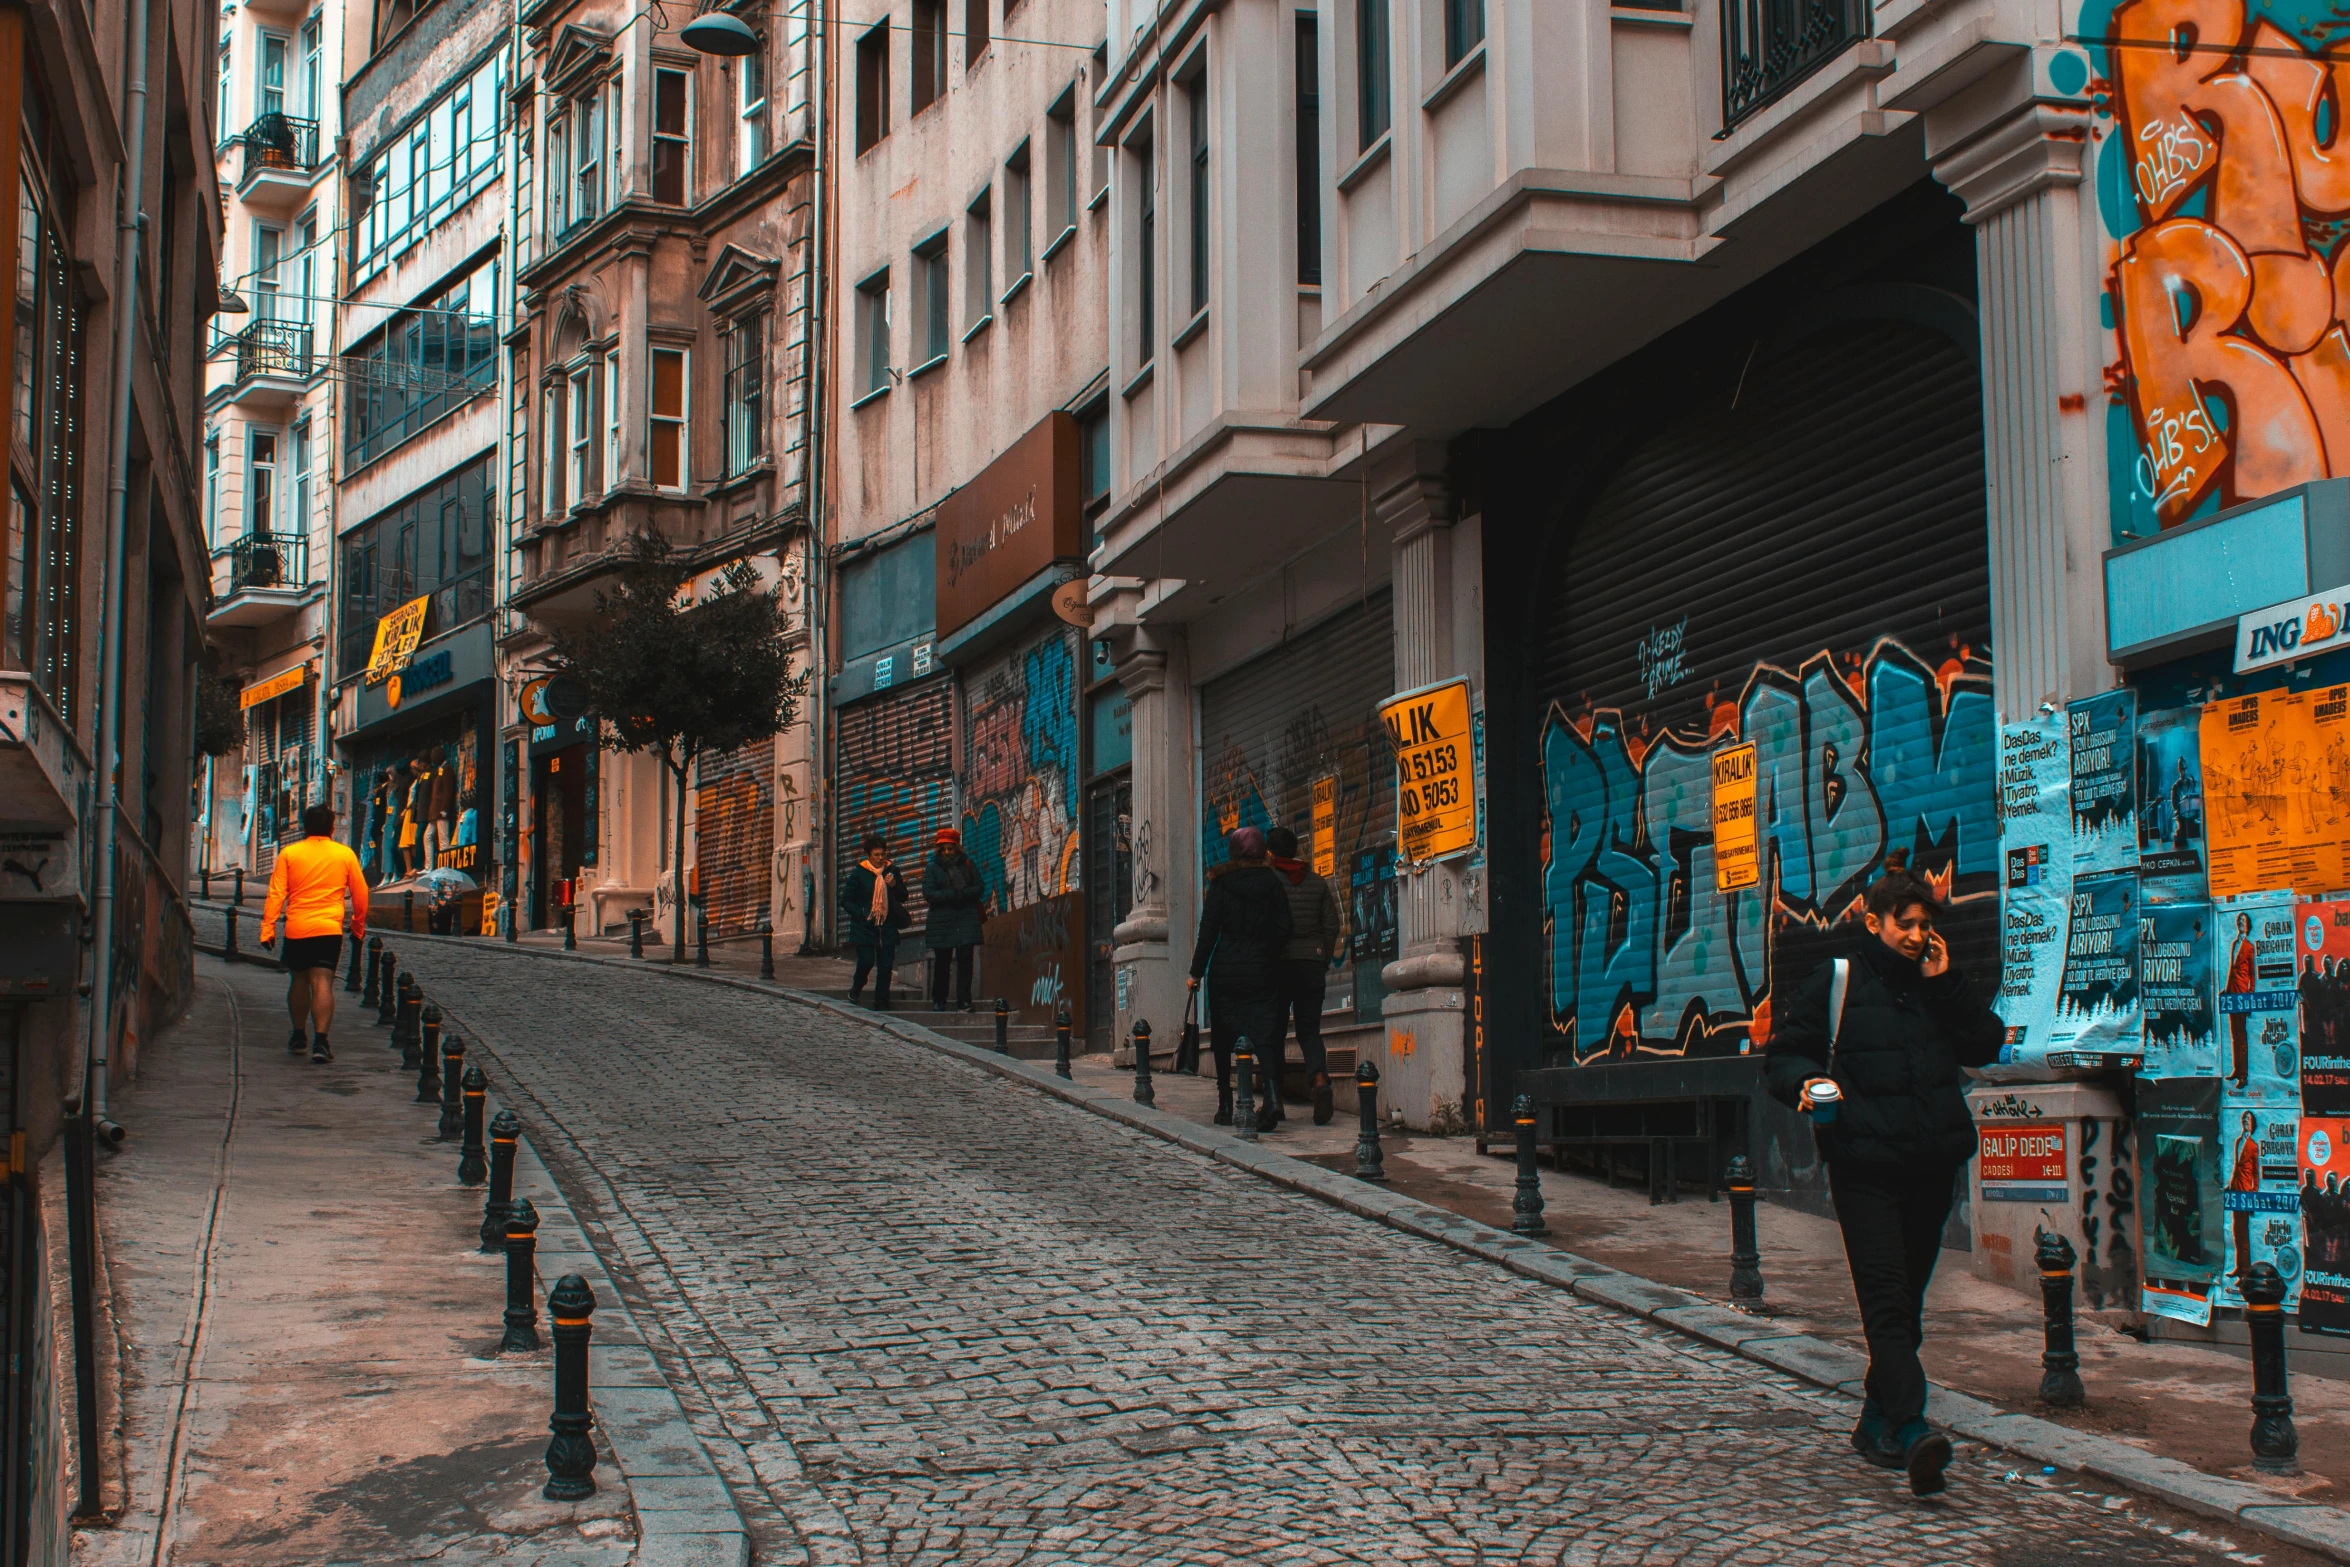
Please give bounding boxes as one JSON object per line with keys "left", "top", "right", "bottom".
{"left": 260, "top": 803, "right": 370, "bottom": 1063}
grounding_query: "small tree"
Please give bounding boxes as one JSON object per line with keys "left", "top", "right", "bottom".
{"left": 194, "top": 672, "right": 247, "bottom": 758}
{"left": 548, "top": 533, "right": 807, "bottom": 960}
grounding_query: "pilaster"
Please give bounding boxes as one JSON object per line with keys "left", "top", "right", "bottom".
{"left": 1104, "top": 611, "right": 1194, "bottom": 1065}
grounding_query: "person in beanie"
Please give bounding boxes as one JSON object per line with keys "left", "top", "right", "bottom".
{"left": 1188, "top": 826, "right": 1292, "bottom": 1128}
{"left": 840, "top": 832, "right": 910, "bottom": 1009}
{"left": 1262, "top": 826, "right": 1343, "bottom": 1124}
{"left": 1765, "top": 849, "right": 2001, "bottom": 1497}
{"left": 922, "top": 826, "right": 986, "bottom": 1010}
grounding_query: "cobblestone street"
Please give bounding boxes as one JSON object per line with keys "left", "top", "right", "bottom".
{"left": 385, "top": 943, "right": 2310, "bottom": 1567}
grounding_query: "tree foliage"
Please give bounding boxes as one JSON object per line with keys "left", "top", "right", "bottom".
{"left": 193, "top": 673, "right": 247, "bottom": 758}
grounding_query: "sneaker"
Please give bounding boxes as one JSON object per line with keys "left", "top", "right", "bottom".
{"left": 1898, "top": 1422, "right": 1952, "bottom": 1497}
{"left": 311, "top": 1036, "right": 333, "bottom": 1063}
{"left": 1850, "top": 1397, "right": 1901, "bottom": 1470}
{"left": 288, "top": 1030, "right": 308, "bottom": 1054}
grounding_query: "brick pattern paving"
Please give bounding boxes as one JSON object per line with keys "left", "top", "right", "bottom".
{"left": 390, "top": 944, "right": 2300, "bottom": 1567}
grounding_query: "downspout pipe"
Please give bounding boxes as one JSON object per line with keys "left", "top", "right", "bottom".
{"left": 84, "top": 0, "right": 153, "bottom": 1149}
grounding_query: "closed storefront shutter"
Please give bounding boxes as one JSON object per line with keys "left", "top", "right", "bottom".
{"left": 695, "top": 737, "right": 773, "bottom": 935}
{"left": 1199, "top": 593, "right": 1398, "bottom": 1017}
{"left": 835, "top": 678, "right": 956, "bottom": 933}
{"left": 1531, "top": 310, "right": 1998, "bottom": 1066}
{"left": 960, "top": 624, "right": 1083, "bottom": 1020}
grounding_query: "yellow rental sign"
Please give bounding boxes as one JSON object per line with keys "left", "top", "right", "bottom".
{"left": 1711, "top": 742, "right": 1760, "bottom": 892}
{"left": 1382, "top": 678, "right": 1477, "bottom": 864}
{"left": 365, "top": 595, "right": 432, "bottom": 686}
{"left": 1310, "top": 775, "right": 1337, "bottom": 878}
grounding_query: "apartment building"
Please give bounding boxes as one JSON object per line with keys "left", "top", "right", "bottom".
{"left": 827, "top": 0, "right": 1115, "bottom": 1022}
{"left": 502, "top": 0, "right": 819, "bottom": 944}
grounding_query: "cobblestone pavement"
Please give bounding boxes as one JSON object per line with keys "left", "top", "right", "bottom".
{"left": 390, "top": 943, "right": 2315, "bottom": 1567}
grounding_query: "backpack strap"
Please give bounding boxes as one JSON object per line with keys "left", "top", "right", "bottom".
{"left": 1827, "top": 957, "right": 1849, "bottom": 1075}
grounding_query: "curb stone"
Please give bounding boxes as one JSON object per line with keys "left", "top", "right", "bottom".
{"left": 235, "top": 914, "right": 2350, "bottom": 1566}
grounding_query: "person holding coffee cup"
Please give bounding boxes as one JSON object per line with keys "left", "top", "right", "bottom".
{"left": 1765, "top": 850, "right": 2003, "bottom": 1497}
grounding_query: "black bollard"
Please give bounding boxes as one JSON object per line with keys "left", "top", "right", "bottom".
{"left": 1726, "top": 1154, "right": 1764, "bottom": 1303}
{"left": 563, "top": 906, "right": 577, "bottom": 952}
{"left": 543, "top": 1274, "right": 599, "bottom": 1500}
{"left": 994, "top": 998, "right": 1009, "bottom": 1054}
{"left": 397, "top": 977, "right": 422, "bottom": 1057}
{"left": 376, "top": 954, "right": 399, "bottom": 1027}
{"left": 403, "top": 888, "right": 415, "bottom": 932}
{"left": 500, "top": 1198, "right": 542, "bottom": 1352}
{"left": 408, "top": 994, "right": 434, "bottom": 1076}
{"left": 1234, "top": 1043, "right": 1258, "bottom": 1144}
{"left": 362, "top": 936, "right": 383, "bottom": 1008}
{"left": 1132, "top": 1019, "right": 1155, "bottom": 1106}
{"left": 1354, "top": 1060, "right": 1387, "bottom": 1182}
{"left": 233, "top": 866, "right": 245, "bottom": 906}
{"left": 223, "top": 905, "right": 239, "bottom": 958}
{"left": 438, "top": 1032, "right": 467, "bottom": 1138}
{"left": 695, "top": 907, "right": 709, "bottom": 968}
{"left": 345, "top": 933, "right": 365, "bottom": 993}
{"left": 201, "top": 867, "right": 211, "bottom": 900}
{"left": 1054, "top": 1003, "right": 1073, "bottom": 1080}
{"left": 459, "top": 1065, "right": 489, "bottom": 1184}
{"left": 759, "top": 925, "right": 775, "bottom": 980}
{"left": 481, "top": 1110, "right": 521, "bottom": 1253}
{"left": 1511, "top": 1093, "right": 1549, "bottom": 1236}
{"left": 629, "top": 910, "right": 644, "bottom": 959}
{"left": 2035, "top": 1229, "right": 2085, "bottom": 1408}
{"left": 2245, "top": 1261, "right": 2301, "bottom": 1473}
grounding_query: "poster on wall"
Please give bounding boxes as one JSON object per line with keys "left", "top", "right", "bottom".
{"left": 2141, "top": 901, "right": 2217, "bottom": 1078}
{"left": 2215, "top": 1104, "right": 2305, "bottom": 1313}
{"left": 2217, "top": 892, "right": 2301, "bottom": 1105}
{"left": 2304, "top": 1118, "right": 2350, "bottom": 1337}
{"left": 2137, "top": 1075, "right": 2223, "bottom": 1327}
{"left": 1992, "top": 716, "right": 2074, "bottom": 1077}
{"left": 2052, "top": 872, "right": 2142, "bottom": 1062}
{"left": 2069, "top": 691, "right": 2137, "bottom": 876}
{"left": 2136, "top": 706, "right": 2207, "bottom": 903}
{"left": 2299, "top": 900, "right": 2350, "bottom": 1115}
{"left": 2202, "top": 692, "right": 2346, "bottom": 898}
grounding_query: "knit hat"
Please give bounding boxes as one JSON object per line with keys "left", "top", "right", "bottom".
{"left": 1227, "top": 826, "right": 1265, "bottom": 859}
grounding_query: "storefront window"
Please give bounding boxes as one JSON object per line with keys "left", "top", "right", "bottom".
{"left": 350, "top": 709, "right": 488, "bottom": 894}
{"left": 337, "top": 451, "right": 493, "bottom": 676}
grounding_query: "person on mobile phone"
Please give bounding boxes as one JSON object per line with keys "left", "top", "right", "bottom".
{"left": 1763, "top": 850, "right": 2002, "bottom": 1497}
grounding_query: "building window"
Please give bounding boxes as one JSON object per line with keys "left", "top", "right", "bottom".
{"left": 1295, "top": 14, "right": 1321, "bottom": 286}
{"left": 205, "top": 435, "right": 221, "bottom": 544}
{"left": 349, "top": 50, "right": 504, "bottom": 282}
{"left": 1186, "top": 78, "right": 1208, "bottom": 317}
{"left": 604, "top": 348, "right": 621, "bottom": 486}
{"left": 1089, "top": 46, "right": 1110, "bottom": 196}
{"left": 336, "top": 453, "right": 494, "bottom": 677}
{"left": 1357, "top": 0, "right": 1390, "bottom": 148}
{"left": 1004, "top": 141, "right": 1032, "bottom": 284}
{"left": 914, "top": 234, "right": 949, "bottom": 364}
{"left": 911, "top": 0, "right": 946, "bottom": 113}
{"left": 253, "top": 223, "right": 285, "bottom": 320}
{"left": 1045, "top": 92, "right": 1078, "bottom": 242}
{"left": 258, "top": 32, "right": 289, "bottom": 119}
{"left": 341, "top": 257, "right": 499, "bottom": 468}
{"left": 965, "top": 191, "right": 993, "bottom": 328}
{"left": 1078, "top": 399, "right": 1110, "bottom": 513}
{"left": 723, "top": 314, "right": 767, "bottom": 475}
{"left": 249, "top": 430, "right": 280, "bottom": 537}
{"left": 653, "top": 68, "right": 692, "bottom": 204}
{"left": 301, "top": 14, "right": 323, "bottom": 119}
{"left": 569, "top": 363, "right": 593, "bottom": 501}
{"left": 738, "top": 47, "right": 768, "bottom": 174}
{"left": 855, "top": 270, "right": 891, "bottom": 395}
{"left": 574, "top": 85, "right": 608, "bottom": 225}
{"left": 292, "top": 422, "right": 311, "bottom": 536}
{"left": 855, "top": 22, "right": 891, "bottom": 152}
{"left": 965, "top": 0, "right": 988, "bottom": 69}
{"left": 5, "top": 151, "right": 81, "bottom": 716}
{"left": 651, "top": 347, "right": 689, "bottom": 489}
{"left": 1444, "top": 0, "right": 1484, "bottom": 68}
{"left": 541, "top": 383, "right": 562, "bottom": 514}
{"left": 1134, "top": 130, "right": 1155, "bottom": 367}
{"left": 217, "top": 39, "right": 233, "bottom": 140}
{"left": 295, "top": 209, "right": 319, "bottom": 328}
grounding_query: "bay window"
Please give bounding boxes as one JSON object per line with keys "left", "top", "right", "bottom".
{"left": 651, "top": 348, "right": 689, "bottom": 489}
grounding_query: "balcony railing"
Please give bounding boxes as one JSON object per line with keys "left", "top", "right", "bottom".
{"left": 238, "top": 114, "right": 321, "bottom": 184}
{"left": 221, "top": 531, "right": 310, "bottom": 595}
{"left": 1721, "top": 0, "right": 1868, "bottom": 129}
{"left": 221, "top": 319, "right": 317, "bottom": 385}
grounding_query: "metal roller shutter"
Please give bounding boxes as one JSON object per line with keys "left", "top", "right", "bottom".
{"left": 835, "top": 678, "right": 957, "bottom": 934}
{"left": 696, "top": 737, "right": 773, "bottom": 935}
{"left": 1534, "top": 314, "right": 1997, "bottom": 1064}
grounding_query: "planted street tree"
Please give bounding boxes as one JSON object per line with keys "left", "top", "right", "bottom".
{"left": 548, "top": 534, "right": 806, "bottom": 961}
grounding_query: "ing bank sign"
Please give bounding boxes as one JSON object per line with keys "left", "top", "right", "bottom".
{"left": 2237, "top": 584, "right": 2350, "bottom": 673}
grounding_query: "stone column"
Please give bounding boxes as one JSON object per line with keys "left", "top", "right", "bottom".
{"left": 1105, "top": 613, "right": 1195, "bottom": 1065}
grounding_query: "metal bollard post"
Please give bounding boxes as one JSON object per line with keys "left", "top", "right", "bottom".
{"left": 223, "top": 905, "right": 239, "bottom": 959}
{"left": 1054, "top": 1003, "right": 1073, "bottom": 1080}
{"left": 2245, "top": 1261, "right": 2301, "bottom": 1473}
{"left": 994, "top": 998, "right": 1009, "bottom": 1054}
{"left": 1234, "top": 1043, "right": 1258, "bottom": 1144}
{"left": 759, "top": 925, "right": 775, "bottom": 980}
{"left": 345, "top": 934, "right": 365, "bottom": 993}
{"left": 233, "top": 866, "right": 245, "bottom": 906}
{"left": 500, "top": 1198, "right": 542, "bottom": 1352}
{"left": 2035, "top": 1229, "right": 2086, "bottom": 1408}
{"left": 413, "top": 1002, "right": 439, "bottom": 1084}
{"left": 362, "top": 936, "right": 383, "bottom": 1008}
{"left": 629, "top": 911, "right": 644, "bottom": 959}
{"left": 1726, "top": 1154, "right": 1764, "bottom": 1303}
{"left": 542, "top": 1274, "right": 599, "bottom": 1500}
{"left": 695, "top": 907, "right": 709, "bottom": 968}
{"left": 481, "top": 1110, "right": 521, "bottom": 1253}
{"left": 438, "top": 1032, "right": 467, "bottom": 1138}
{"left": 201, "top": 867, "right": 211, "bottom": 900}
{"left": 1354, "top": 1061, "right": 1387, "bottom": 1182}
{"left": 1511, "top": 1093, "right": 1549, "bottom": 1236}
{"left": 403, "top": 889, "right": 416, "bottom": 932}
{"left": 376, "top": 955, "right": 399, "bottom": 1027}
{"left": 1132, "top": 1019, "right": 1155, "bottom": 1106}
{"left": 563, "top": 907, "right": 577, "bottom": 952}
{"left": 458, "top": 1065, "right": 489, "bottom": 1184}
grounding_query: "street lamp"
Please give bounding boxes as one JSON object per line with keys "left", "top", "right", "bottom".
{"left": 680, "top": 6, "right": 759, "bottom": 53}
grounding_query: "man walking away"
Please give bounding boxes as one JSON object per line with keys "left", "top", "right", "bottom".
{"left": 1264, "top": 826, "right": 1342, "bottom": 1125}
{"left": 259, "top": 803, "right": 370, "bottom": 1063}
{"left": 1188, "top": 827, "right": 1291, "bottom": 1129}
{"left": 841, "top": 833, "right": 910, "bottom": 1010}
{"left": 921, "top": 827, "right": 986, "bottom": 1010}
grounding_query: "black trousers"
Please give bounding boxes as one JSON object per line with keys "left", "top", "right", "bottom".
{"left": 1207, "top": 981, "right": 1283, "bottom": 1098}
{"left": 851, "top": 938, "right": 897, "bottom": 1006}
{"left": 1829, "top": 1162, "right": 1956, "bottom": 1434}
{"left": 930, "top": 945, "right": 974, "bottom": 1007}
{"left": 1262, "top": 960, "right": 1331, "bottom": 1087}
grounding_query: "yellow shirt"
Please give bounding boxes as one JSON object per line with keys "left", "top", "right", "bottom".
{"left": 261, "top": 835, "right": 371, "bottom": 940}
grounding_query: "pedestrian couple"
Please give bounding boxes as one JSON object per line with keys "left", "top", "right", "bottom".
{"left": 257, "top": 803, "right": 370, "bottom": 1063}
{"left": 1188, "top": 826, "right": 1341, "bottom": 1130}
{"left": 840, "top": 828, "right": 986, "bottom": 1010}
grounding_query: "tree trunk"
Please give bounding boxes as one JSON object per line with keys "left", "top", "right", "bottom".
{"left": 672, "top": 748, "right": 692, "bottom": 963}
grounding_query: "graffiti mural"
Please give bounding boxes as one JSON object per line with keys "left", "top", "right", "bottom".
{"left": 1541, "top": 638, "right": 2000, "bottom": 1062}
{"left": 695, "top": 737, "right": 773, "bottom": 934}
{"left": 961, "top": 628, "right": 1082, "bottom": 913}
{"left": 835, "top": 681, "right": 956, "bottom": 931}
{"left": 2093, "top": 0, "right": 2350, "bottom": 536}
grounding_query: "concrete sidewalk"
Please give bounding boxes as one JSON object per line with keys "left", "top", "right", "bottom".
{"left": 72, "top": 953, "right": 744, "bottom": 1567}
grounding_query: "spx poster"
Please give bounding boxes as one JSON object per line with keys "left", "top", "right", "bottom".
{"left": 2141, "top": 902, "right": 2217, "bottom": 1079}
{"left": 1993, "top": 717, "right": 2075, "bottom": 1079}
{"left": 2218, "top": 893, "right": 2301, "bottom": 1106}
{"left": 2136, "top": 706, "right": 2207, "bottom": 903}
{"left": 2137, "top": 1076, "right": 2223, "bottom": 1326}
{"left": 2216, "top": 1104, "right": 2305, "bottom": 1313}
{"left": 2070, "top": 691, "right": 2138, "bottom": 876}
{"left": 2306, "top": 1117, "right": 2350, "bottom": 1337}
{"left": 2053, "top": 873, "right": 2142, "bottom": 1063}
{"left": 2304, "top": 900, "right": 2350, "bottom": 1117}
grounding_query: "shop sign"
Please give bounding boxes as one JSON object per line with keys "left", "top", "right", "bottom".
{"left": 480, "top": 889, "right": 501, "bottom": 937}
{"left": 935, "top": 411, "right": 1082, "bottom": 638}
{"left": 239, "top": 660, "right": 311, "bottom": 710}
{"left": 354, "top": 623, "right": 494, "bottom": 733}
{"left": 1380, "top": 677, "right": 1477, "bottom": 864}
{"left": 520, "top": 677, "right": 557, "bottom": 726}
{"left": 1979, "top": 1122, "right": 2067, "bottom": 1202}
{"left": 385, "top": 649, "right": 454, "bottom": 710}
{"left": 2235, "top": 581, "right": 2350, "bottom": 673}
{"left": 1710, "top": 743, "right": 1759, "bottom": 892}
{"left": 365, "top": 595, "right": 432, "bottom": 686}
{"left": 530, "top": 711, "right": 596, "bottom": 757}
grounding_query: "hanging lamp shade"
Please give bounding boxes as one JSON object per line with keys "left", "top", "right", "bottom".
{"left": 681, "top": 8, "right": 759, "bottom": 54}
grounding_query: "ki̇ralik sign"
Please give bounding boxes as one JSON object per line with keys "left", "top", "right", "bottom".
{"left": 1381, "top": 677, "right": 1477, "bottom": 864}
{"left": 2236, "top": 583, "right": 2350, "bottom": 673}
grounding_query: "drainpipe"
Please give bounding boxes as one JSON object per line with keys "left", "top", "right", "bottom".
{"left": 84, "top": 0, "right": 153, "bottom": 1149}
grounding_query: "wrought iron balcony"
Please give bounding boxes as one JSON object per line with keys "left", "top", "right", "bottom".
{"left": 237, "top": 114, "right": 321, "bottom": 186}
{"left": 222, "top": 531, "right": 309, "bottom": 595}
{"left": 1721, "top": 0, "right": 1869, "bottom": 129}
{"left": 220, "top": 319, "right": 317, "bottom": 386}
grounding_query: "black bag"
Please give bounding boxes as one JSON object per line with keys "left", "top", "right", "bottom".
{"left": 1175, "top": 986, "right": 1201, "bottom": 1075}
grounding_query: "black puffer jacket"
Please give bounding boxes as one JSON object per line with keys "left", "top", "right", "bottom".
{"left": 1188, "top": 863, "right": 1293, "bottom": 991}
{"left": 1764, "top": 932, "right": 2003, "bottom": 1170}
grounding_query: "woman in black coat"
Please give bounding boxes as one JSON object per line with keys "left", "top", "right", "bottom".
{"left": 1188, "top": 826, "right": 1292, "bottom": 1128}
{"left": 1764, "top": 850, "right": 2002, "bottom": 1497}
{"left": 840, "top": 832, "right": 910, "bottom": 1009}
{"left": 921, "top": 827, "right": 986, "bottom": 1010}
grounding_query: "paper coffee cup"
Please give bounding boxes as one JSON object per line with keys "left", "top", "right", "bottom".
{"left": 1807, "top": 1080, "right": 1841, "bottom": 1124}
